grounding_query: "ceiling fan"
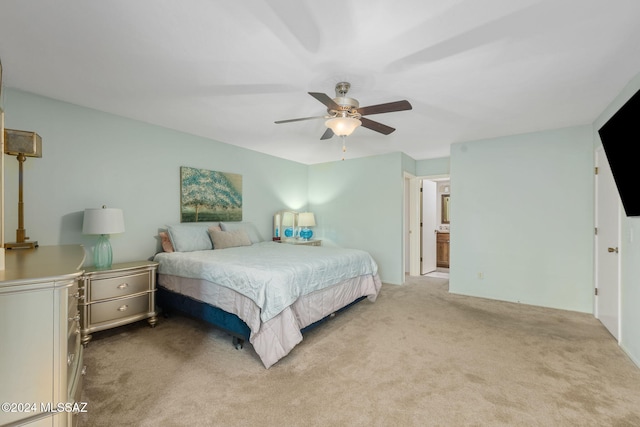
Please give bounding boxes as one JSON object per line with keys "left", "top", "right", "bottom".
{"left": 275, "top": 82, "right": 412, "bottom": 140}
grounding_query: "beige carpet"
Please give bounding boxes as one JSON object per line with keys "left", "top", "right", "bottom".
{"left": 79, "top": 276, "right": 640, "bottom": 426}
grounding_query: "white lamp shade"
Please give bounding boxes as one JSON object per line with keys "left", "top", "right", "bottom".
{"left": 325, "top": 117, "right": 361, "bottom": 136}
{"left": 298, "top": 212, "right": 316, "bottom": 227}
{"left": 281, "top": 212, "right": 295, "bottom": 226}
{"left": 83, "top": 207, "right": 125, "bottom": 235}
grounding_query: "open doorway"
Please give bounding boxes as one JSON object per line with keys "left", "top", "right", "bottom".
{"left": 404, "top": 174, "right": 450, "bottom": 279}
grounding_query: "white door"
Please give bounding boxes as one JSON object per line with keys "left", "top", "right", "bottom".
{"left": 596, "top": 147, "right": 620, "bottom": 340}
{"left": 421, "top": 180, "right": 437, "bottom": 274}
{"left": 408, "top": 177, "right": 421, "bottom": 276}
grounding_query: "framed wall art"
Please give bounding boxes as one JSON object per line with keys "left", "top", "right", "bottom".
{"left": 180, "top": 166, "right": 242, "bottom": 222}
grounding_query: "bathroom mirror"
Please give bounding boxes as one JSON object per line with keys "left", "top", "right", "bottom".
{"left": 441, "top": 194, "right": 450, "bottom": 224}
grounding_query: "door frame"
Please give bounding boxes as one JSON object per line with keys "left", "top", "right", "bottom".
{"left": 405, "top": 173, "right": 449, "bottom": 277}
{"left": 421, "top": 179, "right": 438, "bottom": 274}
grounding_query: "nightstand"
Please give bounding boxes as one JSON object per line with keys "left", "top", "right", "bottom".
{"left": 79, "top": 260, "right": 158, "bottom": 346}
{"left": 278, "top": 239, "right": 322, "bottom": 246}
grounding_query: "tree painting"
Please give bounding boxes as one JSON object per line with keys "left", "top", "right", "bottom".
{"left": 180, "top": 166, "right": 242, "bottom": 222}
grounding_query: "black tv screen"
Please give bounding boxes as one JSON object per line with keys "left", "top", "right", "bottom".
{"left": 598, "top": 88, "right": 640, "bottom": 217}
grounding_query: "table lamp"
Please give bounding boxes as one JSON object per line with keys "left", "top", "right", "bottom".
{"left": 297, "top": 212, "right": 316, "bottom": 241}
{"left": 83, "top": 206, "right": 125, "bottom": 269}
{"left": 4, "top": 128, "right": 42, "bottom": 249}
{"left": 282, "top": 211, "right": 296, "bottom": 239}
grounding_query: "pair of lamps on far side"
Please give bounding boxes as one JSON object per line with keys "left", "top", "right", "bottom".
{"left": 83, "top": 206, "right": 125, "bottom": 269}
{"left": 298, "top": 212, "right": 316, "bottom": 241}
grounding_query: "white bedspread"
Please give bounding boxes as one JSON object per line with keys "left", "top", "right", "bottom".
{"left": 153, "top": 241, "right": 379, "bottom": 323}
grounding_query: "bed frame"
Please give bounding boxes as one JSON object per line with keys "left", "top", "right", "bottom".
{"left": 157, "top": 286, "right": 365, "bottom": 350}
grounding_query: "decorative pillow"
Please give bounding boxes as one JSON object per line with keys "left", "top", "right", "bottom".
{"left": 209, "top": 229, "right": 252, "bottom": 250}
{"left": 219, "top": 221, "right": 263, "bottom": 244}
{"left": 159, "top": 231, "right": 174, "bottom": 253}
{"left": 167, "top": 223, "right": 214, "bottom": 252}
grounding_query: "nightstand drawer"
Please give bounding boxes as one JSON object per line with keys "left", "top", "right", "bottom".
{"left": 89, "top": 272, "right": 150, "bottom": 301}
{"left": 89, "top": 294, "right": 149, "bottom": 324}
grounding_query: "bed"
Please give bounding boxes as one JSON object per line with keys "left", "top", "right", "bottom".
{"left": 153, "top": 221, "right": 382, "bottom": 368}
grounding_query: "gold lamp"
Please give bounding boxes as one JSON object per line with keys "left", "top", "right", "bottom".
{"left": 4, "top": 128, "right": 42, "bottom": 249}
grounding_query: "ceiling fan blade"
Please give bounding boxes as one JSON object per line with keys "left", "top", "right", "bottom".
{"left": 320, "top": 128, "right": 334, "bottom": 140}
{"left": 360, "top": 117, "right": 396, "bottom": 135}
{"left": 274, "top": 115, "right": 328, "bottom": 124}
{"left": 308, "top": 92, "right": 342, "bottom": 111}
{"left": 357, "top": 100, "right": 412, "bottom": 116}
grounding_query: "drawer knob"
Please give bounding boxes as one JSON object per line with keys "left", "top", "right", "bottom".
{"left": 117, "top": 304, "right": 129, "bottom": 312}
{"left": 67, "top": 353, "right": 75, "bottom": 366}
{"left": 117, "top": 283, "right": 129, "bottom": 290}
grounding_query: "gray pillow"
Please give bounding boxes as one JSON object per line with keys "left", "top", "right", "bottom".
{"left": 209, "top": 229, "right": 252, "bottom": 249}
{"left": 166, "top": 223, "right": 214, "bottom": 252}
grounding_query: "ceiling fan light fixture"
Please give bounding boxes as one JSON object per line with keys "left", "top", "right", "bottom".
{"left": 325, "top": 117, "right": 361, "bottom": 137}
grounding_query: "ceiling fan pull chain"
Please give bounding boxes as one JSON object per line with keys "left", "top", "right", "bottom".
{"left": 341, "top": 135, "right": 347, "bottom": 161}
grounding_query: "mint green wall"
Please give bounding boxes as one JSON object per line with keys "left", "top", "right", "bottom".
{"left": 594, "top": 72, "right": 640, "bottom": 367}
{"left": 448, "top": 126, "right": 595, "bottom": 312}
{"left": 308, "top": 152, "right": 405, "bottom": 285}
{"left": 416, "top": 156, "right": 450, "bottom": 176}
{"left": 3, "top": 89, "right": 308, "bottom": 265}
{"left": 401, "top": 152, "right": 416, "bottom": 176}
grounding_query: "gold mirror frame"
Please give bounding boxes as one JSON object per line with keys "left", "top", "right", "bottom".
{"left": 441, "top": 194, "right": 450, "bottom": 224}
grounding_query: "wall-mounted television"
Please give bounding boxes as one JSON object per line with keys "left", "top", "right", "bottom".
{"left": 597, "top": 88, "right": 640, "bottom": 217}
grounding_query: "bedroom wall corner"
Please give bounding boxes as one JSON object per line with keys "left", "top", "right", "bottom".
{"left": 308, "top": 152, "right": 405, "bottom": 285}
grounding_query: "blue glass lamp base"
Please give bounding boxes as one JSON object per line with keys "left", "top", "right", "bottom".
{"left": 299, "top": 228, "right": 313, "bottom": 241}
{"left": 94, "top": 234, "right": 113, "bottom": 269}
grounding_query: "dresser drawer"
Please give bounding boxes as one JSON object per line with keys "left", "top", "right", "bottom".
{"left": 68, "top": 294, "right": 78, "bottom": 320}
{"left": 67, "top": 327, "right": 81, "bottom": 388}
{"left": 89, "top": 271, "right": 151, "bottom": 301}
{"left": 89, "top": 294, "right": 149, "bottom": 324}
{"left": 68, "top": 281, "right": 80, "bottom": 315}
{"left": 67, "top": 309, "right": 81, "bottom": 340}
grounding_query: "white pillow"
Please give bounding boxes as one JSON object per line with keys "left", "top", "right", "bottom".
{"left": 167, "top": 223, "right": 214, "bottom": 252}
{"left": 219, "top": 221, "right": 263, "bottom": 244}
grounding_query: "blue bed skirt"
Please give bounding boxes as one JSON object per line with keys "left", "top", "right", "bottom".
{"left": 157, "top": 286, "right": 251, "bottom": 340}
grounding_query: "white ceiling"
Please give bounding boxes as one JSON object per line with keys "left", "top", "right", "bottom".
{"left": 1, "top": 0, "right": 639, "bottom": 165}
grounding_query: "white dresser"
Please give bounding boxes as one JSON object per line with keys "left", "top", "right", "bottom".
{"left": 0, "top": 245, "right": 86, "bottom": 427}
